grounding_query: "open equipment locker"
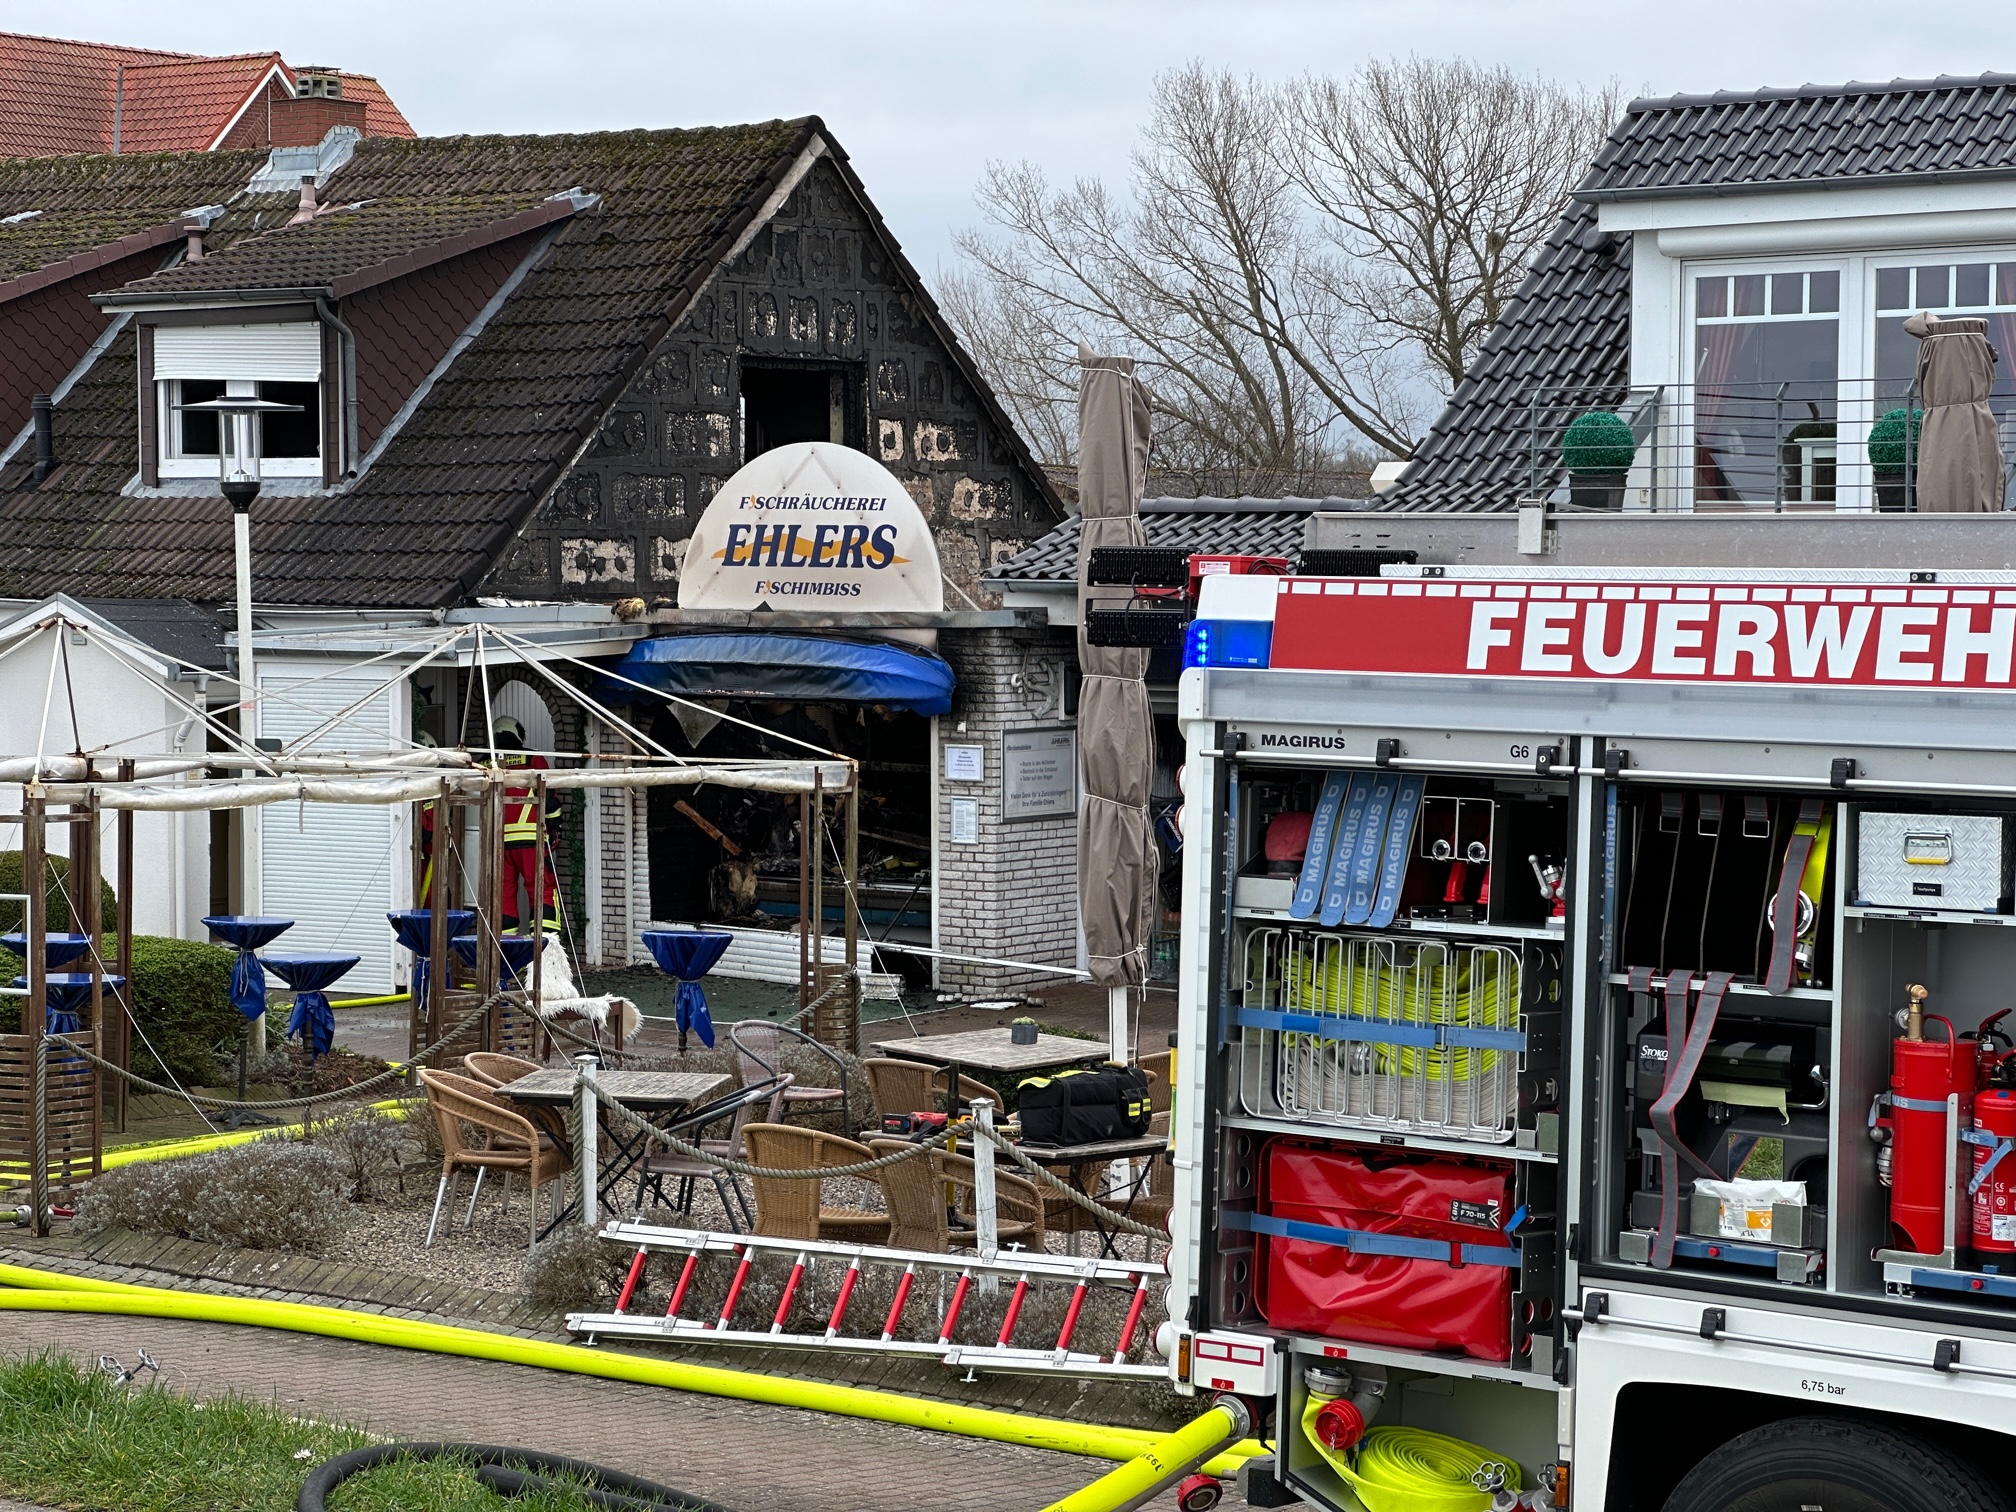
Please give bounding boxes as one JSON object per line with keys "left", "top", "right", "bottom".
{"left": 1165, "top": 566, "right": 2016, "bottom": 1512}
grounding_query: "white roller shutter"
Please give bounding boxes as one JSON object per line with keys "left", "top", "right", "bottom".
{"left": 154, "top": 323, "right": 322, "bottom": 382}
{"left": 256, "top": 667, "right": 403, "bottom": 992}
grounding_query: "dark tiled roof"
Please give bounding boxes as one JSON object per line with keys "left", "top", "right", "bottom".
{"left": 0, "top": 150, "right": 266, "bottom": 279}
{"left": 0, "top": 121, "right": 822, "bottom": 607}
{"left": 987, "top": 497, "right": 1354, "bottom": 583}
{"left": 1583, "top": 74, "right": 2016, "bottom": 199}
{"left": 78, "top": 596, "right": 230, "bottom": 670}
{"left": 106, "top": 191, "right": 568, "bottom": 298}
{"left": 1381, "top": 199, "right": 1631, "bottom": 514}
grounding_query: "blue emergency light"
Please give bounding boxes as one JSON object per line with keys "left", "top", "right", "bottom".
{"left": 1183, "top": 617, "right": 1273, "bottom": 670}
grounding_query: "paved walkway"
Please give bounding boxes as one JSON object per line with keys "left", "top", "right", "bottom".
{"left": 2, "top": 1314, "right": 1212, "bottom": 1512}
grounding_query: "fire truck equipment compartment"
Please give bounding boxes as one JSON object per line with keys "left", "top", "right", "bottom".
{"left": 1856, "top": 811, "right": 2013, "bottom": 914}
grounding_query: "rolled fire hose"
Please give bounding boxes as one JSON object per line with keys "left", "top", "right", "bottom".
{"left": 0, "top": 1263, "right": 1259, "bottom": 1477}
{"left": 297, "top": 1442, "right": 733, "bottom": 1512}
{"left": 1302, "top": 1388, "right": 1520, "bottom": 1512}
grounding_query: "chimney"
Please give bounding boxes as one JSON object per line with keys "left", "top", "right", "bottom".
{"left": 31, "top": 393, "right": 52, "bottom": 483}
{"left": 180, "top": 215, "right": 205, "bottom": 262}
{"left": 290, "top": 173, "right": 319, "bottom": 225}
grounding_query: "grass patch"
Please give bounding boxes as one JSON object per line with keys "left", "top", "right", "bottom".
{"left": 0, "top": 1352, "right": 600, "bottom": 1511}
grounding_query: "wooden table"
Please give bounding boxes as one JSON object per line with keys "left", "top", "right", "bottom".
{"left": 503, "top": 1069, "right": 730, "bottom": 1233}
{"left": 872, "top": 1028, "right": 1109, "bottom": 1077}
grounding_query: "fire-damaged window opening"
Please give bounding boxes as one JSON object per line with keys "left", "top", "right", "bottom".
{"left": 645, "top": 697, "right": 932, "bottom": 981}
{"left": 738, "top": 359, "right": 863, "bottom": 462}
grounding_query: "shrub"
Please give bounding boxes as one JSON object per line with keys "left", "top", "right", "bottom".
{"left": 296, "top": 1105, "right": 410, "bottom": 1201}
{"left": 126, "top": 936, "right": 242, "bottom": 1085}
{"left": 521, "top": 1224, "right": 631, "bottom": 1312}
{"left": 75, "top": 1138, "right": 353, "bottom": 1253}
{"left": 1560, "top": 410, "right": 1636, "bottom": 474}
{"left": 1869, "top": 406, "right": 1923, "bottom": 472}
{"left": 0, "top": 850, "right": 118, "bottom": 933}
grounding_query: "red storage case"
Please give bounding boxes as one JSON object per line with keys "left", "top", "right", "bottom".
{"left": 1257, "top": 1138, "right": 1517, "bottom": 1362}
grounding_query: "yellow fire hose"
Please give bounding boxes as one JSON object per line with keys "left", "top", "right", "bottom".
{"left": 1040, "top": 1398, "right": 1250, "bottom": 1511}
{"left": 0, "top": 1263, "right": 1258, "bottom": 1483}
{"left": 1301, "top": 1389, "right": 1518, "bottom": 1512}
{"left": 100, "top": 1100, "right": 415, "bottom": 1170}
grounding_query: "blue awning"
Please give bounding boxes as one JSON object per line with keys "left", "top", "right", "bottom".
{"left": 608, "top": 632, "right": 955, "bottom": 716}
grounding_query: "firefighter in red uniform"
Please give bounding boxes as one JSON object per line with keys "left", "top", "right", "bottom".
{"left": 493, "top": 716, "right": 560, "bottom": 931}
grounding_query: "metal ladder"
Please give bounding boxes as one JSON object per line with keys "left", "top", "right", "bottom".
{"left": 568, "top": 1219, "right": 1168, "bottom": 1380}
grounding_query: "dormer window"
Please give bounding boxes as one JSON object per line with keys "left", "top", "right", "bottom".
{"left": 153, "top": 323, "right": 322, "bottom": 479}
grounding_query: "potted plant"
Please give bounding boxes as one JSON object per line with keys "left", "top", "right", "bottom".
{"left": 1010, "top": 1015, "right": 1039, "bottom": 1046}
{"left": 1561, "top": 411, "right": 1635, "bottom": 509}
{"left": 1867, "top": 407, "right": 1921, "bottom": 511}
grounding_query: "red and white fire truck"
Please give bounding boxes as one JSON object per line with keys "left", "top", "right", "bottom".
{"left": 1163, "top": 554, "right": 2016, "bottom": 1510}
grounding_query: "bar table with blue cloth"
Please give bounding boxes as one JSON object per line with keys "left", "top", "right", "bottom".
{"left": 451, "top": 932, "right": 541, "bottom": 989}
{"left": 201, "top": 916, "right": 295, "bottom": 1020}
{"left": 641, "top": 927, "right": 733, "bottom": 1050}
{"left": 260, "top": 952, "right": 359, "bottom": 1059}
{"left": 1, "top": 933, "right": 95, "bottom": 970}
{"left": 387, "top": 909, "right": 474, "bottom": 1013}
{"left": 12, "top": 973, "right": 126, "bottom": 1034}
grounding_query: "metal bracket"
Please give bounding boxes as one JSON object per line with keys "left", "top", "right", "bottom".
{"left": 1603, "top": 748, "right": 1629, "bottom": 781}
{"left": 1536, "top": 744, "right": 1563, "bottom": 778}
{"left": 1831, "top": 757, "right": 1857, "bottom": 789}
{"left": 1375, "top": 738, "right": 1401, "bottom": 768}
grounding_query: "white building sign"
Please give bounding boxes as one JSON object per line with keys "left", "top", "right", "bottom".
{"left": 678, "top": 441, "right": 944, "bottom": 612}
{"left": 943, "top": 744, "right": 984, "bottom": 782}
{"left": 1001, "top": 726, "right": 1077, "bottom": 822}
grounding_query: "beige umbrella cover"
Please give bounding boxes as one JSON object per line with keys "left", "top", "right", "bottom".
{"left": 1076, "top": 347, "right": 1156, "bottom": 1012}
{"left": 1903, "top": 312, "right": 2004, "bottom": 512}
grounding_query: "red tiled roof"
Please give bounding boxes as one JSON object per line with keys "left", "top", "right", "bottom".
{"left": 119, "top": 52, "right": 285, "bottom": 154}
{"left": 0, "top": 31, "right": 415, "bottom": 155}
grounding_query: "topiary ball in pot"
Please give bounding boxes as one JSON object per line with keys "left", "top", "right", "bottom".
{"left": 1868, "top": 407, "right": 1922, "bottom": 510}
{"left": 1560, "top": 411, "right": 1635, "bottom": 510}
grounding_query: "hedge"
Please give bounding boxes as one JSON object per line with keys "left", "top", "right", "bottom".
{"left": 126, "top": 936, "right": 242, "bottom": 1085}
{"left": 0, "top": 851, "right": 119, "bottom": 933}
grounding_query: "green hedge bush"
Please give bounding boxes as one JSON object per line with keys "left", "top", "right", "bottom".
{"left": 0, "top": 851, "right": 118, "bottom": 933}
{"left": 127, "top": 936, "right": 241, "bottom": 1085}
{"left": 1560, "top": 410, "right": 1636, "bottom": 474}
{"left": 1869, "top": 407, "right": 1923, "bottom": 472}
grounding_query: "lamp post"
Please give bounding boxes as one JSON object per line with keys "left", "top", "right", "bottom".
{"left": 183, "top": 394, "right": 298, "bottom": 1056}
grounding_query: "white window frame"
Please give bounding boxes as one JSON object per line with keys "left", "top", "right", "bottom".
{"left": 157, "top": 377, "right": 323, "bottom": 479}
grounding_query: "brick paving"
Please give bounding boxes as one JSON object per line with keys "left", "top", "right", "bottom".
{"left": 0, "top": 1313, "right": 1217, "bottom": 1512}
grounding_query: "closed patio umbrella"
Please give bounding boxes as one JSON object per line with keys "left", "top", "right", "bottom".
{"left": 1075, "top": 346, "right": 1156, "bottom": 1061}
{"left": 1904, "top": 311, "right": 2004, "bottom": 512}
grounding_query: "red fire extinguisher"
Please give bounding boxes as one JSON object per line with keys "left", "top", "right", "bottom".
{"left": 1874, "top": 984, "right": 1976, "bottom": 1257}
{"left": 1973, "top": 1087, "right": 2016, "bottom": 1257}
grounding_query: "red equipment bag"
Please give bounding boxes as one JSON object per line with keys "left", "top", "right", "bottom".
{"left": 1256, "top": 1139, "right": 1516, "bottom": 1362}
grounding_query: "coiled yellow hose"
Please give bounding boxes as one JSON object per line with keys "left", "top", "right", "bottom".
{"left": 1300, "top": 1392, "right": 1519, "bottom": 1512}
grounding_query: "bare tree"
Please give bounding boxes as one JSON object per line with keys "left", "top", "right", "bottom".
{"left": 948, "top": 58, "right": 1620, "bottom": 473}
{"left": 1289, "top": 59, "right": 1624, "bottom": 392}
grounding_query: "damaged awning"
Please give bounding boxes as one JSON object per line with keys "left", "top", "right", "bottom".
{"left": 608, "top": 631, "right": 955, "bottom": 716}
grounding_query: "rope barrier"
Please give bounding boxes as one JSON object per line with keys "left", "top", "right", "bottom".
{"left": 42, "top": 999, "right": 498, "bottom": 1111}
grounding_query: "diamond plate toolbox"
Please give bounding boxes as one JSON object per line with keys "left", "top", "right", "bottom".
{"left": 1856, "top": 811, "right": 2012, "bottom": 914}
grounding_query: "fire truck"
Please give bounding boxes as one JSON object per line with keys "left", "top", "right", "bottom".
{"left": 1162, "top": 549, "right": 2016, "bottom": 1511}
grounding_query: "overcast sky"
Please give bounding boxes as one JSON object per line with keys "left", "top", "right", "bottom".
{"left": 30, "top": 1, "right": 2016, "bottom": 276}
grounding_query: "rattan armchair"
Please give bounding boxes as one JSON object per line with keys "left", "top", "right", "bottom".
{"left": 462, "top": 1052, "right": 543, "bottom": 1088}
{"left": 731, "top": 1021, "right": 852, "bottom": 1126}
{"left": 740, "top": 1123, "right": 889, "bottom": 1243}
{"left": 861, "top": 1057, "right": 996, "bottom": 1122}
{"left": 869, "top": 1139, "right": 1044, "bottom": 1253}
{"left": 418, "top": 1068, "right": 571, "bottom": 1251}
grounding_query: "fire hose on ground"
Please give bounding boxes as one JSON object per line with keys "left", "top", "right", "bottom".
{"left": 0, "top": 1262, "right": 1261, "bottom": 1509}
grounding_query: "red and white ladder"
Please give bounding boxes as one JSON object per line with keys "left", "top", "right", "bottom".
{"left": 568, "top": 1219, "right": 1169, "bottom": 1380}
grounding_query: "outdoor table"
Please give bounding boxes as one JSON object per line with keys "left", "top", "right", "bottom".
{"left": 387, "top": 908, "right": 474, "bottom": 1012}
{"left": 871, "top": 1027, "right": 1108, "bottom": 1115}
{"left": 12, "top": 972, "right": 126, "bottom": 1035}
{"left": 502, "top": 1068, "right": 730, "bottom": 1236}
{"left": 451, "top": 932, "right": 541, "bottom": 989}
{"left": 1, "top": 932, "right": 94, "bottom": 969}
{"left": 640, "top": 927, "right": 732, "bottom": 1051}
{"left": 202, "top": 915, "right": 295, "bottom": 1020}
{"left": 261, "top": 951, "right": 360, "bottom": 1059}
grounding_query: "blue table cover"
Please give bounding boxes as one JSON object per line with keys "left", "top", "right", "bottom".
{"left": 451, "top": 932, "right": 541, "bottom": 989}
{"left": 387, "top": 909, "right": 475, "bottom": 1015}
{"left": 261, "top": 952, "right": 359, "bottom": 1059}
{"left": 202, "top": 916, "right": 295, "bottom": 1020}
{"left": 640, "top": 928, "right": 732, "bottom": 1049}
{"left": 1, "top": 933, "right": 94, "bottom": 969}
{"left": 13, "top": 972, "right": 126, "bottom": 1035}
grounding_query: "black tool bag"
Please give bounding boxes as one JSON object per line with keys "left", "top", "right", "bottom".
{"left": 1016, "top": 1066, "right": 1151, "bottom": 1145}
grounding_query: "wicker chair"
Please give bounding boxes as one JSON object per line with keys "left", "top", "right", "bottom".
{"left": 731, "top": 1021, "right": 851, "bottom": 1125}
{"left": 634, "top": 1075, "right": 792, "bottom": 1230}
{"left": 462, "top": 1052, "right": 542, "bottom": 1088}
{"left": 869, "top": 1139, "right": 1044, "bottom": 1253}
{"left": 418, "top": 1068, "right": 571, "bottom": 1250}
{"left": 741, "top": 1123, "right": 889, "bottom": 1243}
{"left": 862, "top": 1057, "right": 995, "bottom": 1121}
{"left": 1125, "top": 1111, "right": 1175, "bottom": 1234}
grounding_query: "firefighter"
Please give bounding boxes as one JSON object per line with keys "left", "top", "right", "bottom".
{"left": 493, "top": 716, "right": 561, "bottom": 932}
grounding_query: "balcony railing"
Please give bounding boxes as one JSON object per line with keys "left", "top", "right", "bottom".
{"left": 1521, "top": 380, "right": 2016, "bottom": 513}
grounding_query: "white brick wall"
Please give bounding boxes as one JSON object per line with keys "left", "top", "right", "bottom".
{"left": 933, "top": 626, "right": 1081, "bottom": 995}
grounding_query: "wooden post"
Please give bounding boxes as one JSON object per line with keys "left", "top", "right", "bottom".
{"left": 843, "top": 772, "right": 860, "bottom": 1055}
{"left": 114, "top": 758, "right": 135, "bottom": 1133}
{"left": 425, "top": 779, "right": 449, "bottom": 1057}
{"left": 78, "top": 793, "right": 102, "bottom": 1039}
{"left": 797, "top": 791, "right": 810, "bottom": 1013}
{"left": 811, "top": 768, "right": 824, "bottom": 981}
{"left": 531, "top": 774, "right": 547, "bottom": 1059}
{"left": 479, "top": 776, "right": 503, "bottom": 1052}
{"left": 23, "top": 785, "right": 47, "bottom": 1236}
